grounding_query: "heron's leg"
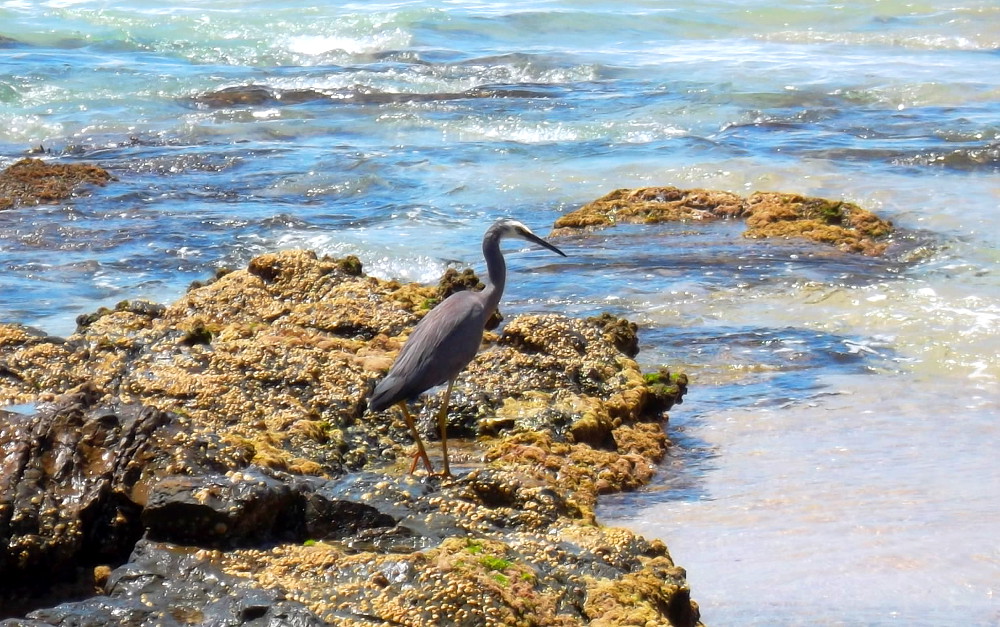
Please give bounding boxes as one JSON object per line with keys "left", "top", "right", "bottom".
{"left": 397, "top": 402, "right": 434, "bottom": 474}
{"left": 436, "top": 379, "right": 455, "bottom": 478}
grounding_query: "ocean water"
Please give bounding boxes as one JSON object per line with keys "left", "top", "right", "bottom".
{"left": 1, "top": 1, "right": 999, "bottom": 624}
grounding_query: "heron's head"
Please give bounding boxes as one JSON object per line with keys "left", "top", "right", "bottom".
{"left": 491, "top": 218, "right": 567, "bottom": 257}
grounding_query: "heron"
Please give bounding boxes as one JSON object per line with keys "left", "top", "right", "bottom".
{"left": 368, "top": 218, "right": 566, "bottom": 477}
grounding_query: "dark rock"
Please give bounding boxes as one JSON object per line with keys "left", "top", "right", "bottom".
{"left": 142, "top": 470, "right": 298, "bottom": 547}
{"left": 187, "top": 83, "right": 560, "bottom": 111}
{"left": 0, "top": 387, "right": 398, "bottom": 616}
{"left": 300, "top": 490, "right": 396, "bottom": 541}
{"left": 0, "top": 540, "right": 326, "bottom": 626}
{"left": 141, "top": 471, "right": 397, "bottom": 548}
{"left": 186, "top": 84, "right": 331, "bottom": 108}
{"left": 0, "top": 385, "right": 169, "bottom": 600}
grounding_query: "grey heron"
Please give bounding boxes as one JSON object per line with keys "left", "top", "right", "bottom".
{"left": 368, "top": 218, "right": 566, "bottom": 477}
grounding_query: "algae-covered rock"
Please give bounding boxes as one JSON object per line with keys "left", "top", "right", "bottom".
{"left": 0, "top": 158, "right": 113, "bottom": 211}
{"left": 554, "top": 187, "right": 745, "bottom": 229}
{"left": 554, "top": 185, "right": 893, "bottom": 255}
{"left": 743, "top": 191, "right": 893, "bottom": 255}
{"left": 0, "top": 249, "right": 699, "bottom": 626}
{"left": 0, "top": 250, "right": 684, "bottom": 480}
{"left": 208, "top": 468, "right": 699, "bottom": 626}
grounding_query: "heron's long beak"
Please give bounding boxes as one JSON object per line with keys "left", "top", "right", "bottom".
{"left": 523, "top": 230, "right": 567, "bottom": 257}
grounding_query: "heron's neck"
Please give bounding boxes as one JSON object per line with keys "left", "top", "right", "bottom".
{"left": 481, "top": 233, "right": 506, "bottom": 315}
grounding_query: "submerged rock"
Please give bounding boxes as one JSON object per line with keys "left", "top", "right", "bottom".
{"left": 0, "top": 249, "right": 698, "bottom": 625}
{"left": 188, "top": 83, "right": 562, "bottom": 110}
{"left": 0, "top": 158, "right": 113, "bottom": 211}
{"left": 553, "top": 185, "right": 894, "bottom": 255}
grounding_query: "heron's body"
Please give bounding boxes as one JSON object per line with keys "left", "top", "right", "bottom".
{"left": 368, "top": 219, "right": 565, "bottom": 476}
{"left": 369, "top": 290, "right": 488, "bottom": 411}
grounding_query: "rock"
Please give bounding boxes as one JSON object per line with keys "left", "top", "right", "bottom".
{"left": 0, "top": 388, "right": 406, "bottom": 617}
{"left": 554, "top": 187, "right": 745, "bottom": 229}
{"left": 587, "top": 312, "right": 640, "bottom": 358}
{"left": 0, "top": 158, "right": 113, "bottom": 211}
{"left": 187, "top": 84, "right": 562, "bottom": 110}
{"left": 142, "top": 471, "right": 299, "bottom": 547}
{"left": 300, "top": 487, "right": 397, "bottom": 542}
{"left": 75, "top": 300, "right": 166, "bottom": 332}
{"left": 553, "top": 185, "right": 894, "bottom": 255}
{"left": 643, "top": 368, "right": 689, "bottom": 414}
{"left": 186, "top": 84, "right": 333, "bottom": 108}
{"left": 743, "top": 191, "right": 893, "bottom": 255}
{"left": 141, "top": 470, "right": 398, "bottom": 548}
{"left": 0, "top": 251, "right": 685, "bottom": 480}
{"left": 0, "top": 385, "right": 168, "bottom": 602}
{"left": 0, "top": 249, "right": 699, "bottom": 625}
{"left": 0, "top": 539, "right": 327, "bottom": 626}
{"left": 210, "top": 469, "right": 700, "bottom": 626}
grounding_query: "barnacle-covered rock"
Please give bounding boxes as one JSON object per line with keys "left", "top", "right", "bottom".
{"left": 0, "top": 249, "right": 699, "bottom": 626}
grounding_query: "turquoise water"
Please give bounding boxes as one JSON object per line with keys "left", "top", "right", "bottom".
{"left": 2, "top": 1, "right": 999, "bottom": 624}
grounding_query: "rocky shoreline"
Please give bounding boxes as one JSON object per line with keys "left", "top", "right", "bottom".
{"left": 0, "top": 243, "right": 695, "bottom": 625}
{"left": 1, "top": 156, "right": 898, "bottom": 625}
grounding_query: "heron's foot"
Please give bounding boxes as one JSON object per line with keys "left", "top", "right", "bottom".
{"left": 437, "top": 458, "right": 453, "bottom": 479}
{"left": 408, "top": 448, "right": 435, "bottom": 474}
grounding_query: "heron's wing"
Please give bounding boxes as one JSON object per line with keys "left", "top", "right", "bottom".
{"left": 370, "top": 291, "right": 487, "bottom": 410}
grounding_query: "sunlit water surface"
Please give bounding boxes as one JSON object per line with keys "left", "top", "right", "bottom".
{"left": 1, "top": 1, "right": 998, "bottom": 623}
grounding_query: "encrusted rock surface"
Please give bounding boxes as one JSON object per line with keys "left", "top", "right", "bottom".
{"left": 0, "top": 250, "right": 699, "bottom": 625}
{"left": 5, "top": 539, "right": 328, "bottom": 627}
{"left": 0, "top": 158, "right": 112, "bottom": 211}
{"left": 553, "top": 186, "right": 893, "bottom": 255}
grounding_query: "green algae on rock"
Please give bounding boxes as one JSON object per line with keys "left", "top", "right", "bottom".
{"left": 553, "top": 185, "right": 893, "bottom": 255}
{"left": 0, "top": 157, "right": 113, "bottom": 211}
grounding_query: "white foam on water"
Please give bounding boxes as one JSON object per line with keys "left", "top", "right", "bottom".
{"left": 284, "top": 30, "right": 412, "bottom": 57}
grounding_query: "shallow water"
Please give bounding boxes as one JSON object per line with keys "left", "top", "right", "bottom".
{"left": 601, "top": 374, "right": 1000, "bottom": 625}
{"left": 2, "top": 1, "right": 999, "bottom": 623}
